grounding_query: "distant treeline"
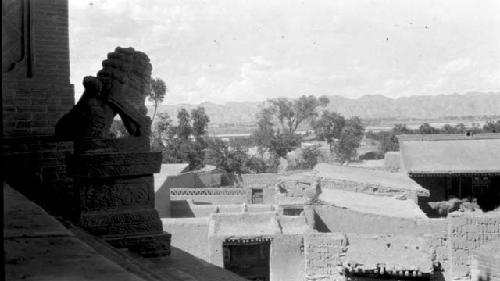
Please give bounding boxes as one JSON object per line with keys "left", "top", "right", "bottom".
{"left": 366, "top": 120, "right": 500, "bottom": 153}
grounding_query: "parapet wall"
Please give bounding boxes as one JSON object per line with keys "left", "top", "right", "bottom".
{"left": 448, "top": 213, "right": 500, "bottom": 279}
{"left": 170, "top": 186, "right": 276, "bottom": 204}
{"left": 170, "top": 187, "right": 250, "bottom": 204}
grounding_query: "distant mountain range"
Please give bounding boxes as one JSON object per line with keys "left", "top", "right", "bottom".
{"left": 150, "top": 92, "right": 500, "bottom": 124}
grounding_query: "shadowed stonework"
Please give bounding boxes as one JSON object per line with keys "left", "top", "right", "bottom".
{"left": 59, "top": 47, "right": 171, "bottom": 257}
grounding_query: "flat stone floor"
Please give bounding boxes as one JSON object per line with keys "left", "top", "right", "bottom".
{"left": 130, "top": 246, "right": 250, "bottom": 281}
{"left": 4, "top": 183, "right": 146, "bottom": 281}
{"left": 4, "top": 183, "right": 247, "bottom": 281}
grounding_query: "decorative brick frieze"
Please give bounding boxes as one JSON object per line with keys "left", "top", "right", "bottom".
{"left": 68, "top": 152, "right": 162, "bottom": 178}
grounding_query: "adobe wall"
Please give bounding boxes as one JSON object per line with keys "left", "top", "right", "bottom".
{"left": 161, "top": 218, "right": 210, "bottom": 261}
{"left": 384, "top": 151, "right": 401, "bottom": 171}
{"left": 471, "top": 240, "right": 500, "bottom": 281}
{"left": 304, "top": 232, "right": 347, "bottom": 281}
{"left": 448, "top": 213, "right": 500, "bottom": 279}
{"left": 270, "top": 234, "right": 305, "bottom": 281}
{"left": 305, "top": 204, "right": 449, "bottom": 274}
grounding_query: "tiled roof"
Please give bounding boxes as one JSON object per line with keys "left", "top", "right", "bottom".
{"left": 399, "top": 137, "right": 500, "bottom": 174}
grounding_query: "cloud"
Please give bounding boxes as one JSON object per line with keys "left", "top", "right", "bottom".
{"left": 69, "top": 0, "right": 500, "bottom": 103}
{"left": 441, "top": 58, "right": 472, "bottom": 74}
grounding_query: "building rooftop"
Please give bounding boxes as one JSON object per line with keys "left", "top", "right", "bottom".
{"left": 314, "top": 163, "right": 428, "bottom": 196}
{"left": 318, "top": 188, "right": 428, "bottom": 219}
{"left": 209, "top": 212, "right": 309, "bottom": 238}
{"left": 398, "top": 135, "right": 500, "bottom": 174}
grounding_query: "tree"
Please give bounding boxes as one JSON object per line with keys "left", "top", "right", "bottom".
{"left": 155, "top": 113, "right": 173, "bottom": 140}
{"left": 109, "top": 119, "right": 128, "bottom": 138}
{"left": 191, "top": 106, "right": 210, "bottom": 139}
{"left": 268, "top": 95, "right": 329, "bottom": 134}
{"left": 176, "top": 108, "right": 191, "bottom": 140}
{"left": 312, "top": 110, "right": 345, "bottom": 152}
{"left": 334, "top": 117, "right": 365, "bottom": 163}
{"left": 442, "top": 124, "right": 457, "bottom": 134}
{"left": 245, "top": 156, "right": 268, "bottom": 173}
{"left": 253, "top": 107, "right": 276, "bottom": 152}
{"left": 393, "top": 123, "right": 412, "bottom": 135}
{"left": 149, "top": 78, "right": 167, "bottom": 123}
{"left": 379, "top": 131, "right": 399, "bottom": 153}
{"left": 205, "top": 138, "right": 249, "bottom": 175}
{"left": 454, "top": 123, "right": 467, "bottom": 134}
{"left": 483, "top": 120, "right": 500, "bottom": 133}
{"left": 269, "top": 133, "right": 302, "bottom": 159}
{"left": 299, "top": 145, "right": 321, "bottom": 169}
{"left": 253, "top": 95, "right": 328, "bottom": 161}
{"left": 151, "top": 113, "right": 172, "bottom": 150}
{"left": 419, "top": 123, "right": 438, "bottom": 134}
{"left": 160, "top": 107, "right": 211, "bottom": 171}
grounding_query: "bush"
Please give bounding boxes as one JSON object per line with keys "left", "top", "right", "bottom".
{"left": 299, "top": 145, "right": 321, "bottom": 169}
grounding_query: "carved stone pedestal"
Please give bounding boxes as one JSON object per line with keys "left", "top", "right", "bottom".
{"left": 68, "top": 137, "right": 171, "bottom": 257}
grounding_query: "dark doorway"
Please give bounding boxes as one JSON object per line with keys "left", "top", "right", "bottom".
{"left": 283, "top": 207, "right": 303, "bottom": 216}
{"left": 223, "top": 239, "right": 270, "bottom": 281}
{"left": 252, "top": 188, "right": 264, "bottom": 204}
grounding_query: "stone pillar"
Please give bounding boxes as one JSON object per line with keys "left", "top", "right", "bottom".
{"left": 68, "top": 137, "right": 171, "bottom": 257}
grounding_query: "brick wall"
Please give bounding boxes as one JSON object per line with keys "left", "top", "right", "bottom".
{"left": 2, "top": 0, "right": 75, "bottom": 216}
{"left": 2, "top": 137, "right": 75, "bottom": 215}
{"left": 3, "top": 0, "right": 74, "bottom": 137}
{"left": 448, "top": 213, "right": 500, "bottom": 279}
{"left": 2, "top": 81, "right": 74, "bottom": 137}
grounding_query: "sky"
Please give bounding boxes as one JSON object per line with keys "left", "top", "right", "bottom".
{"left": 69, "top": 0, "right": 500, "bottom": 105}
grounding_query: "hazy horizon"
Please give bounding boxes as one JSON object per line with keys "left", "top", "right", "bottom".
{"left": 69, "top": 0, "right": 500, "bottom": 104}
{"left": 153, "top": 91, "right": 500, "bottom": 107}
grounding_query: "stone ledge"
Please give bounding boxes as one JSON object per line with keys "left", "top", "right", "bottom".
{"left": 4, "top": 183, "right": 146, "bottom": 281}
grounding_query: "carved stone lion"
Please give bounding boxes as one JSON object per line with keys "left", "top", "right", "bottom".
{"left": 56, "top": 47, "right": 152, "bottom": 139}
